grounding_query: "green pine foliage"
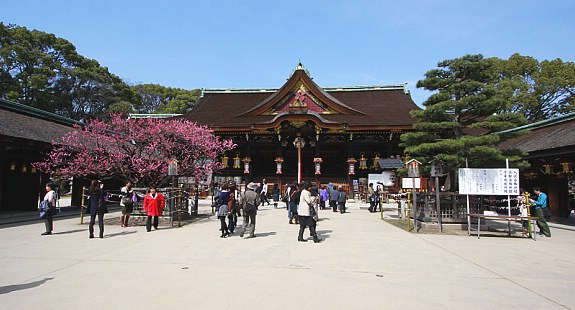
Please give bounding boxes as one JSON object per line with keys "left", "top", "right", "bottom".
{"left": 401, "top": 54, "right": 529, "bottom": 173}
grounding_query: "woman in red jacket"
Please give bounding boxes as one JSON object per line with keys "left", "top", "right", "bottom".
{"left": 143, "top": 186, "right": 165, "bottom": 232}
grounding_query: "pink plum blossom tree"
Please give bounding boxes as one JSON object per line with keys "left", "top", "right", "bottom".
{"left": 34, "top": 114, "right": 235, "bottom": 187}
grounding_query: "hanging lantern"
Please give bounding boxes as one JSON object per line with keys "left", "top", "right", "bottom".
{"left": 31, "top": 166, "right": 37, "bottom": 173}
{"left": 21, "top": 165, "right": 28, "bottom": 173}
{"left": 359, "top": 153, "right": 368, "bottom": 170}
{"left": 221, "top": 154, "right": 229, "bottom": 168}
{"left": 347, "top": 158, "right": 357, "bottom": 175}
{"left": 233, "top": 153, "right": 241, "bottom": 169}
{"left": 275, "top": 157, "right": 284, "bottom": 174}
{"left": 314, "top": 158, "right": 323, "bottom": 175}
{"left": 372, "top": 153, "right": 381, "bottom": 170}
{"left": 561, "top": 162, "right": 573, "bottom": 174}
{"left": 242, "top": 157, "right": 251, "bottom": 174}
{"left": 543, "top": 164, "right": 554, "bottom": 175}
{"left": 9, "top": 163, "right": 16, "bottom": 171}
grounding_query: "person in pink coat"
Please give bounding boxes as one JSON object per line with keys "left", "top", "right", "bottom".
{"left": 143, "top": 186, "right": 165, "bottom": 232}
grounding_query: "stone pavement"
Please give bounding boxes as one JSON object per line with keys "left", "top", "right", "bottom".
{"left": 0, "top": 199, "right": 574, "bottom": 309}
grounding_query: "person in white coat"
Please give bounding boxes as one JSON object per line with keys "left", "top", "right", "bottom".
{"left": 297, "top": 182, "right": 322, "bottom": 243}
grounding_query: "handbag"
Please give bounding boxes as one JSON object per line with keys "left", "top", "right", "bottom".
{"left": 308, "top": 203, "right": 316, "bottom": 217}
{"left": 39, "top": 200, "right": 49, "bottom": 219}
{"left": 121, "top": 196, "right": 132, "bottom": 205}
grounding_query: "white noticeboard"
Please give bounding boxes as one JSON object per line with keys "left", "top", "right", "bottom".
{"left": 458, "top": 168, "right": 520, "bottom": 195}
{"left": 368, "top": 172, "right": 396, "bottom": 188}
{"left": 401, "top": 177, "right": 421, "bottom": 189}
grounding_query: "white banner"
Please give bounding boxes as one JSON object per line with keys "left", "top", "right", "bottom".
{"left": 458, "top": 168, "right": 520, "bottom": 195}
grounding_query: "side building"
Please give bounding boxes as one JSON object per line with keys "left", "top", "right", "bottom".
{"left": 180, "top": 64, "right": 419, "bottom": 193}
{"left": 499, "top": 112, "right": 575, "bottom": 217}
{"left": 0, "top": 98, "right": 80, "bottom": 212}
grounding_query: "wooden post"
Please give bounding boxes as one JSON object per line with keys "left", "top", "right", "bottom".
{"left": 80, "top": 186, "right": 86, "bottom": 224}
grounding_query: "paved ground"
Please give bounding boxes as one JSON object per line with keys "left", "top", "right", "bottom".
{"left": 1, "top": 199, "right": 574, "bottom": 309}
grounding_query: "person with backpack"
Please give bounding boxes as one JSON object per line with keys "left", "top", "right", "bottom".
{"left": 531, "top": 186, "right": 551, "bottom": 237}
{"left": 240, "top": 182, "right": 261, "bottom": 238}
{"left": 40, "top": 183, "right": 58, "bottom": 236}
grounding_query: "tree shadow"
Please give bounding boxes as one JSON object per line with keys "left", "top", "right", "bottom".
{"left": 0, "top": 278, "right": 54, "bottom": 295}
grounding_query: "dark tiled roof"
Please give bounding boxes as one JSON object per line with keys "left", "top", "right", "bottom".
{"left": 183, "top": 87, "right": 418, "bottom": 130}
{"left": 0, "top": 99, "right": 78, "bottom": 144}
{"left": 498, "top": 114, "right": 575, "bottom": 153}
{"left": 181, "top": 68, "right": 419, "bottom": 131}
{"left": 379, "top": 158, "right": 405, "bottom": 169}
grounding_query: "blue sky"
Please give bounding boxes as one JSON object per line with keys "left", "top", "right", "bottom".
{"left": 2, "top": 0, "right": 574, "bottom": 106}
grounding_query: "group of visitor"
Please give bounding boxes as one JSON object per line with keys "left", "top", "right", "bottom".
{"left": 40, "top": 180, "right": 166, "bottom": 239}
{"left": 366, "top": 183, "right": 383, "bottom": 213}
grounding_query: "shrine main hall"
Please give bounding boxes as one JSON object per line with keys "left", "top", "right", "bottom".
{"left": 181, "top": 64, "right": 419, "bottom": 190}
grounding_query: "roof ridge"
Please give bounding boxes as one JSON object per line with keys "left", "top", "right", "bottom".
{"left": 497, "top": 112, "right": 575, "bottom": 134}
{"left": 0, "top": 98, "right": 82, "bottom": 127}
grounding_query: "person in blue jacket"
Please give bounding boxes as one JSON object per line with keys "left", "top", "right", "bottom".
{"left": 531, "top": 186, "right": 551, "bottom": 237}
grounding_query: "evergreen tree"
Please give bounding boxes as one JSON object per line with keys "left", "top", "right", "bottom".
{"left": 401, "top": 54, "right": 528, "bottom": 176}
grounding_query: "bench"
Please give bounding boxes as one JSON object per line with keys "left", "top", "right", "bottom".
{"left": 467, "top": 214, "right": 540, "bottom": 240}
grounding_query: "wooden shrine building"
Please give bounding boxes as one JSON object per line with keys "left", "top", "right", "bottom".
{"left": 181, "top": 64, "right": 420, "bottom": 192}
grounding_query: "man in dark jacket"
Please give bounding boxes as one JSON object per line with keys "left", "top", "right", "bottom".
{"left": 328, "top": 183, "right": 339, "bottom": 213}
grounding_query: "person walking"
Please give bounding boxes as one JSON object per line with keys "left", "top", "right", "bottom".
{"left": 40, "top": 183, "right": 58, "bottom": 236}
{"left": 337, "top": 185, "right": 347, "bottom": 214}
{"left": 297, "top": 182, "right": 322, "bottom": 243}
{"left": 240, "top": 182, "right": 261, "bottom": 238}
{"left": 120, "top": 181, "right": 134, "bottom": 227}
{"left": 289, "top": 183, "right": 301, "bottom": 224}
{"left": 272, "top": 183, "right": 280, "bottom": 208}
{"left": 260, "top": 179, "right": 270, "bottom": 206}
{"left": 88, "top": 180, "right": 107, "bottom": 239}
{"left": 143, "top": 186, "right": 165, "bottom": 232}
{"left": 328, "top": 183, "right": 339, "bottom": 212}
{"left": 531, "top": 186, "right": 551, "bottom": 237}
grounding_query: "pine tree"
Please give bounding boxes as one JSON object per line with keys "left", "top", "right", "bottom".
{"left": 401, "top": 54, "right": 528, "bottom": 176}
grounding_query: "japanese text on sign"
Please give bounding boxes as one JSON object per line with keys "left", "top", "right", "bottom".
{"left": 458, "top": 168, "right": 519, "bottom": 195}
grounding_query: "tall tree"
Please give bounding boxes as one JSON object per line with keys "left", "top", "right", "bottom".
{"left": 34, "top": 115, "right": 236, "bottom": 187}
{"left": 493, "top": 53, "right": 575, "bottom": 121}
{"left": 0, "top": 23, "right": 137, "bottom": 120}
{"left": 401, "top": 54, "right": 528, "bottom": 175}
{"left": 132, "top": 84, "right": 200, "bottom": 114}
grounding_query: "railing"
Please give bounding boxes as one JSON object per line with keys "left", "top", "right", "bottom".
{"left": 409, "top": 192, "right": 517, "bottom": 223}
